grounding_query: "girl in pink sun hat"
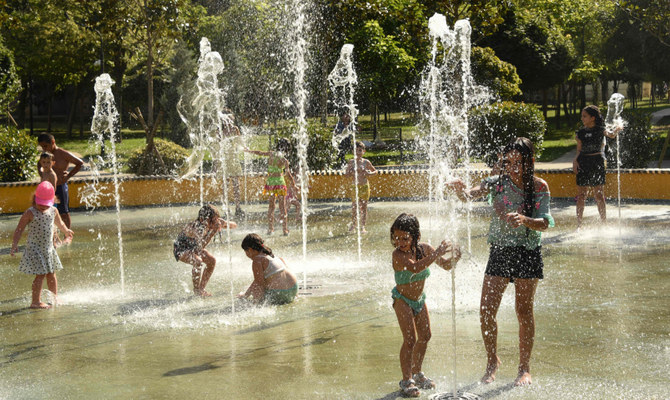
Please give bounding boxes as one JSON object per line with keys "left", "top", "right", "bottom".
{"left": 10, "top": 181, "right": 74, "bottom": 309}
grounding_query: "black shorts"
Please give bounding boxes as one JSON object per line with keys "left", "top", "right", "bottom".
{"left": 173, "top": 236, "right": 198, "bottom": 261}
{"left": 55, "top": 183, "right": 69, "bottom": 214}
{"left": 485, "top": 245, "right": 544, "bottom": 280}
{"left": 576, "top": 154, "right": 606, "bottom": 187}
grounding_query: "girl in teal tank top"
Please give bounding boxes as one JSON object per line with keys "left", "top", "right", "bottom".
{"left": 389, "top": 213, "right": 461, "bottom": 397}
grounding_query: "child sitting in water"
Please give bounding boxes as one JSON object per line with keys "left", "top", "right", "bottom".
{"left": 390, "top": 213, "right": 461, "bottom": 397}
{"left": 237, "top": 233, "right": 298, "bottom": 305}
{"left": 11, "top": 181, "right": 74, "bottom": 309}
{"left": 345, "top": 141, "right": 377, "bottom": 233}
{"left": 173, "top": 204, "right": 237, "bottom": 297}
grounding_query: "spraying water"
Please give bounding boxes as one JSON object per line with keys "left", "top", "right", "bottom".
{"left": 328, "top": 43, "right": 362, "bottom": 261}
{"left": 420, "top": 14, "right": 487, "bottom": 400}
{"left": 178, "top": 38, "right": 238, "bottom": 310}
{"left": 88, "top": 73, "right": 125, "bottom": 295}
{"left": 285, "top": 0, "right": 311, "bottom": 287}
{"left": 605, "top": 93, "right": 626, "bottom": 235}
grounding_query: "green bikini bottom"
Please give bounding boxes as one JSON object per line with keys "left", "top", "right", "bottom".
{"left": 391, "top": 287, "right": 426, "bottom": 315}
{"left": 265, "top": 284, "right": 298, "bottom": 305}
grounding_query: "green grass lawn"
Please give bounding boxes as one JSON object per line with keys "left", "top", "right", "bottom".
{"left": 17, "top": 100, "right": 670, "bottom": 169}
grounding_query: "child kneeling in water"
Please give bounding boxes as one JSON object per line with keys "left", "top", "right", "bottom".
{"left": 238, "top": 233, "right": 298, "bottom": 305}
{"left": 390, "top": 213, "right": 461, "bottom": 397}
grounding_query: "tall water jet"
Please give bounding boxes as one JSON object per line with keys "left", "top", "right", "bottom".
{"left": 88, "top": 73, "right": 125, "bottom": 295}
{"left": 179, "top": 38, "right": 238, "bottom": 310}
{"left": 419, "top": 14, "right": 488, "bottom": 251}
{"left": 420, "top": 14, "right": 486, "bottom": 400}
{"left": 605, "top": 93, "right": 626, "bottom": 233}
{"left": 328, "top": 44, "right": 362, "bottom": 261}
{"left": 285, "top": 0, "right": 311, "bottom": 288}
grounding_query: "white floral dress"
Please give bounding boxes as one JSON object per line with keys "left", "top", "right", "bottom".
{"left": 18, "top": 207, "right": 63, "bottom": 275}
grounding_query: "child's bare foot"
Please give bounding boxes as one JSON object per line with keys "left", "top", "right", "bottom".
{"left": 266, "top": 229, "right": 274, "bottom": 236}
{"left": 30, "top": 302, "right": 51, "bottom": 309}
{"left": 194, "top": 289, "right": 212, "bottom": 298}
{"left": 481, "top": 357, "right": 501, "bottom": 384}
{"left": 348, "top": 223, "right": 355, "bottom": 232}
{"left": 514, "top": 371, "right": 532, "bottom": 386}
{"left": 361, "top": 228, "right": 368, "bottom": 234}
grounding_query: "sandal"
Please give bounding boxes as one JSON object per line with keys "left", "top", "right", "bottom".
{"left": 413, "top": 372, "right": 436, "bottom": 389}
{"left": 399, "top": 379, "right": 420, "bottom": 398}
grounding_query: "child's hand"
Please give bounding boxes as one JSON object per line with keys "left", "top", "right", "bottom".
{"left": 445, "top": 179, "right": 465, "bottom": 192}
{"left": 10, "top": 244, "right": 18, "bottom": 256}
{"left": 64, "top": 229, "right": 74, "bottom": 241}
{"left": 505, "top": 212, "right": 525, "bottom": 228}
{"left": 451, "top": 244, "right": 462, "bottom": 263}
{"left": 237, "top": 292, "right": 247, "bottom": 299}
{"left": 435, "top": 240, "right": 450, "bottom": 256}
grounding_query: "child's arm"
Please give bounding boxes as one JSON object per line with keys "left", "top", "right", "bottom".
{"left": 54, "top": 210, "right": 74, "bottom": 241}
{"left": 364, "top": 159, "right": 377, "bottom": 176}
{"left": 344, "top": 160, "right": 354, "bottom": 176}
{"left": 10, "top": 211, "right": 33, "bottom": 256}
{"left": 63, "top": 150, "right": 84, "bottom": 182}
{"left": 283, "top": 160, "right": 299, "bottom": 192}
{"left": 430, "top": 242, "right": 461, "bottom": 271}
{"left": 239, "top": 257, "right": 266, "bottom": 302}
{"left": 393, "top": 240, "right": 451, "bottom": 273}
{"left": 445, "top": 179, "right": 488, "bottom": 201}
{"left": 217, "top": 217, "right": 237, "bottom": 230}
{"left": 504, "top": 213, "right": 550, "bottom": 232}
{"left": 244, "top": 148, "right": 272, "bottom": 157}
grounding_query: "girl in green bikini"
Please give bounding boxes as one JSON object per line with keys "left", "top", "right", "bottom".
{"left": 245, "top": 139, "right": 298, "bottom": 235}
{"left": 390, "top": 213, "right": 461, "bottom": 397}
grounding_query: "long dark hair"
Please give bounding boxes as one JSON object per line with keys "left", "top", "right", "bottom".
{"left": 197, "top": 204, "right": 220, "bottom": 225}
{"left": 501, "top": 137, "right": 536, "bottom": 235}
{"left": 583, "top": 105, "right": 605, "bottom": 128}
{"left": 241, "top": 233, "right": 274, "bottom": 257}
{"left": 390, "top": 213, "right": 425, "bottom": 260}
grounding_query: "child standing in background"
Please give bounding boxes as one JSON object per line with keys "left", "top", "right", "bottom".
{"left": 38, "top": 152, "right": 57, "bottom": 189}
{"left": 245, "top": 138, "right": 298, "bottom": 236}
{"left": 345, "top": 141, "right": 377, "bottom": 233}
{"left": 11, "top": 181, "right": 74, "bottom": 309}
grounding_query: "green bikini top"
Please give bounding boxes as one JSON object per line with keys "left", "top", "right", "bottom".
{"left": 394, "top": 268, "right": 431, "bottom": 285}
{"left": 267, "top": 164, "right": 284, "bottom": 174}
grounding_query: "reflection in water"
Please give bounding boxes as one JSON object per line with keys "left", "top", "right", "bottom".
{"left": 0, "top": 200, "right": 668, "bottom": 399}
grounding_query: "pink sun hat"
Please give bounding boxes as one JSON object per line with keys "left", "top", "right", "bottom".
{"left": 35, "top": 181, "right": 55, "bottom": 207}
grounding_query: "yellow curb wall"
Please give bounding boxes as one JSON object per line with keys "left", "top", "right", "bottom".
{"left": 1, "top": 170, "right": 669, "bottom": 214}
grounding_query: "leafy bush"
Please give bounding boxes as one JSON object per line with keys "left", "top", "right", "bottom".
{"left": 469, "top": 101, "right": 546, "bottom": 166}
{"left": 471, "top": 47, "right": 522, "bottom": 101}
{"left": 127, "top": 139, "right": 189, "bottom": 175}
{"left": 606, "top": 110, "right": 659, "bottom": 168}
{"left": 273, "top": 123, "right": 336, "bottom": 171}
{"left": 0, "top": 127, "right": 37, "bottom": 182}
{"left": 0, "top": 40, "right": 20, "bottom": 111}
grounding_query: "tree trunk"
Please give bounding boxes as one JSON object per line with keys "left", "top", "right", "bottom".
{"left": 46, "top": 90, "right": 54, "bottom": 133}
{"left": 28, "top": 78, "right": 34, "bottom": 136}
{"left": 66, "top": 83, "right": 80, "bottom": 138}
{"left": 146, "top": 29, "right": 154, "bottom": 129}
{"left": 542, "top": 89, "right": 548, "bottom": 119}
{"left": 555, "top": 85, "right": 561, "bottom": 129}
{"left": 17, "top": 85, "right": 26, "bottom": 129}
{"left": 601, "top": 79, "right": 608, "bottom": 104}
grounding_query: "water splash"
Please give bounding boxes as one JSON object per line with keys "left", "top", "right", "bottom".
{"left": 177, "top": 37, "right": 239, "bottom": 311}
{"left": 285, "top": 0, "right": 311, "bottom": 285}
{"left": 419, "top": 14, "right": 489, "bottom": 399}
{"left": 328, "top": 43, "right": 362, "bottom": 261}
{"left": 88, "top": 73, "right": 125, "bottom": 295}
{"left": 419, "top": 14, "right": 489, "bottom": 251}
{"left": 606, "top": 93, "right": 626, "bottom": 235}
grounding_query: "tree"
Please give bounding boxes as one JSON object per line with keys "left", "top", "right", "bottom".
{"left": 618, "top": 0, "right": 670, "bottom": 49}
{"left": 471, "top": 46, "right": 522, "bottom": 100}
{"left": 0, "top": 37, "right": 20, "bottom": 116}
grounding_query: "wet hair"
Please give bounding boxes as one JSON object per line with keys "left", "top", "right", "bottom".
{"left": 197, "top": 204, "right": 220, "bottom": 225}
{"left": 582, "top": 105, "right": 604, "bottom": 128}
{"left": 390, "top": 213, "right": 425, "bottom": 260}
{"left": 276, "top": 138, "right": 291, "bottom": 154}
{"left": 500, "top": 137, "right": 535, "bottom": 236}
{"left": 355, "top": 140, "right": 365, "bottom": 150}
{"left": 241, "top": 233, "right": 274, "bottom": 257}
{"left": 40, "top": 152, "right": 54, "bottom": 162}
{"left": 37, "top": 133, "right": 55, "bottom": 144}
